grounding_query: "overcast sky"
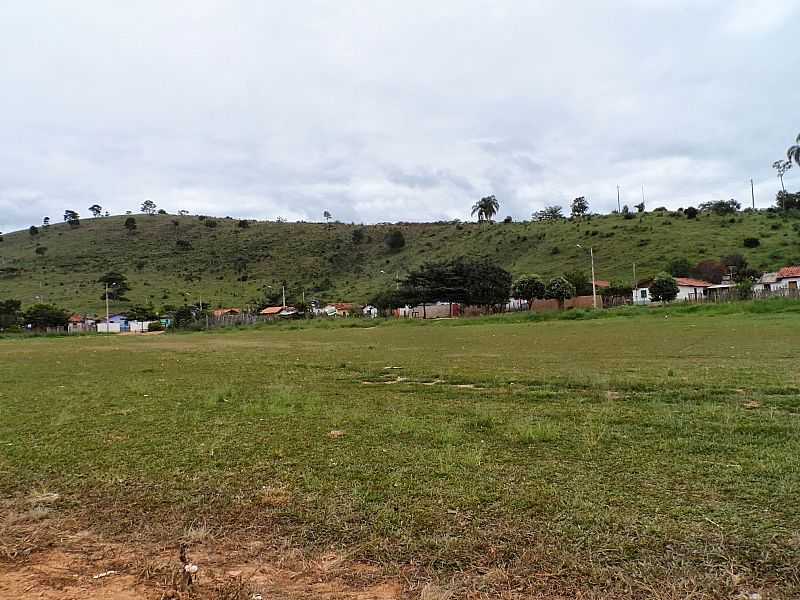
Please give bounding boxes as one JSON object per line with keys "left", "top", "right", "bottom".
{"left": 1, "top": 1, "right": 798, "bottom": 232}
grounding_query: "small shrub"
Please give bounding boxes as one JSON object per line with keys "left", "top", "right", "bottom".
{"left": 204, "top": 219, "right": 218, "bottom": 228}
{"left": 550, "top": 246, "right": 560, "bottom": 255}
{"left": 743, "top": 237, "right": 760, "bottom": 248}
{"left": 147, "top": 320, "right": 164, "bottom": 332}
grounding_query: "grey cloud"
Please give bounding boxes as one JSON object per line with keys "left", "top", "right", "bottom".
{"left": 0, "top": 0, "right": 799, "bottom": 232}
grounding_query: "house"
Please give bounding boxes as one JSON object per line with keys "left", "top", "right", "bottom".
{"left": 754, "top": 272, "right": 779, "bottom": 292}
{"left": 674, "top": 277, "right": 712, "bottom": 301}
{"left": 633, "top": 277, "right": 712, "bottom": 304}
{"left": 67, "top": 314, "right": 96, "bottom": 333}
{"left": 212, "top": 308, "right": 241, "bottom": 318}
{"left": 259, "top": 306, "right": 284, "bottom": 319}
{"left": 593, "top": 280, "right": 610, "bottom": 289}
{"left": 776, "top": 266, "right": 800, "bottom": 290}
{"left": 323, "top": 303, "right": 355, "bottom": 317}
{"left": 97, "top": 314, "right": 127, "bottom": 333}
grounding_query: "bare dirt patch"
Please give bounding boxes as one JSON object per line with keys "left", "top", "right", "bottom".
{"left": 0, "top": 530, "right": 404, "bottom": 600}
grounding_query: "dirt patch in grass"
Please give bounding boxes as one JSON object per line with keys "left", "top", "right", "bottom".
{"left": 0, "top": 526, "right": 404, "bottom": 600}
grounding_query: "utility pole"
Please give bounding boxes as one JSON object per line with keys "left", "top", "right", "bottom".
{"left": 617, "top": 185, "right": 621, "bottom": 213}
{"left": 282, "top": 285, "right": 286, "bottom": 307}
{"left": 750, "top": 179, "right": 755, "bottom": 209}
{"left": 632, "top": 262, "right": 637, "bottom": 289}
{"left": 589, "top": 246, "right": 597, "bottom": 309}
{"left": 641, "top": 185, "right": 645, "bottom": 206}
{"left": 105, "top": 283, "right": 110, "bottom": 333}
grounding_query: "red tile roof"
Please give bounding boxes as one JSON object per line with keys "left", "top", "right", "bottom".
{"left": 777, "top": 266, "right": 800, "bottom": 279}
{"left": 212, "top": 308, "right": 241, "bottom": 318}
{"left": 675, "top": 277, "right": 712, "bottom": 288}
{"left": 259, "top": 306, "right": 284, "bottom": 315}
{"left": 593, "top": 280, "right": 610, "bottom": 288}
{"left": 68, "top": 314, "right": 84, "bottom": 323}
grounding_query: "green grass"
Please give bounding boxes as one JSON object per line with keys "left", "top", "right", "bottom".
{"left": 1, "top": 310, "right": 799, "bottom": 596}
{"left": 2, "top": 208, "right": 800, "bottom": 313}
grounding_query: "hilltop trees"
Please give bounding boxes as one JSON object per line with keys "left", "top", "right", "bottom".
{"left": 511, "top": 274, "right": 546, "bottom": 307}
{"left": 776, "top": 190, "right": 800, "bottom": 211}
{"left": 43, "top": 216, "right": 50, "bottom": 228}
{"left": 64, "top": 210, "right": 80, "bottom": 228}
{"left": 323, "top": 211, "right": 332, "bottom": 227}
{"left": 684, "top": 206, "right": 698, "bottom": 219}
{"left": 98, "top": 271, "right": 131, "bottom": 301}
{"left": 471, "top": 195, "right": 499, "bottom": 223}
{"left": 533, "top": 206, "right": 564, "bottom": 222}
{"left": 649, "top": 273, "right": 679, "bottom": 303}
{"left": 28, "top": 225, "right": 39, "bottom": 237}
{"left": 124, "top": 217, "right": 137, "bottom": 233}
{"left": 89, "top": 204, "right": 103, "bottom": 218}
{"left": 570, "top": 197, "right": 589, "bottom": 219}
{"left": 141, "top": 200, "right": 157, "bottom": 215}
{"left": 699, "top": 199, "right": 739, "bottom": 215}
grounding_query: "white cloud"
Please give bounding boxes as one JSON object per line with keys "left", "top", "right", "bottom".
{"left": 0, "top": 0, "right": 798, "bottom": 232}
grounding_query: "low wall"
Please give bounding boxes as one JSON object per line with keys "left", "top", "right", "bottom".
{"left": 530, "top": 295, "right": 598, "bottom": 312}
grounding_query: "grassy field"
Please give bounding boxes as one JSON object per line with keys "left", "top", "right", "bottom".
{"left": 2, "top": 208, "right": 800, "bottom": 312}
{"left": 2, "top": 309, "right": 800, "bottom": 597}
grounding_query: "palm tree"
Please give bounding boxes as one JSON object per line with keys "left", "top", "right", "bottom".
{"left": 788, "top": 133, "right": 800, "bottom": 167}
{"left": 471, "top": 195, "right": 500, "bottom": 223}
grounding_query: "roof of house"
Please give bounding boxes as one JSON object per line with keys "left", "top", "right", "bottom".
{"left": 759, "top": 272, "right": 779, "bottom": 284}
{"left": 212, "top": 308, "right": 241, "bottom": 318}
{"left": 675, "top": 277, "right": 712, "bottom": 288}
{"left": 593, "top": 280, "right": 610, "bottom": 288}
{"left": 777, "top": 266, "right": 800, "bottom": 279}
{"left": 260, "top": 306, "right": 284, "bottom": 315}
{"left": 329, "top": 303, "right": 354, "bottom": 311}
{"left": 68, "top": 314, "right": 84, "bottom": 323}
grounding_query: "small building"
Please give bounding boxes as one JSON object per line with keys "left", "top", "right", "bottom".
{"left": 67, "top": 314, "right": 96, "bottom": 333}
{"left": 323, "top": 303, "right": 355, "bottom": 317}
{"left": 674, "top": 277, "right": 712, "bottom": 301}
{"left": 754, "top": 272, "right": 779, "bottom": 292}
{"left": 776, "top": 266, "right": 800, "bottom": 290}
{"left": 212, "top": 308, "right": 241, "bottom": 318}
{"left": 260, "top": 306, "right": 285, "bottom": 319}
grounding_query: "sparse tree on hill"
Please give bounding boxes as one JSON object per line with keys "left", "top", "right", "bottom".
{"left": 684, "top": 206, "right": 698, "bottom": 219}
{"left": 634, "top": 201, "right": 645, "bottom": 213}
{"left": 42, "top": 216, "right": 50, "bottom": 228}
{"left": 776, "top": 190, "right": 800, "bottom": 211}
{"left": 511, "top": 274, "right": 546, "bottom": 308}
{"left": 124, "top": 216, "right": 137, "bottom": 233}
{"left": 773, "top": 159, "right": 792, "bottom": 192}
{"left": 544, "top": 276, "right": 575, "bottom": 310}
{"left": 0, "top": 299, "right": 22, "bottom": 330}
{"left": 532, "top": 206, "right": 564, "bottom": 222}
{"left": 649, "top": 273, "right": 679, "bottom": 303}
{"left": 787, "top": 133, "right": 800, "bottom": 167}
{"left": 28, "top": 225, "right": 39, "bottom": 237}
{"left": 471, "top": 195, "right": 500, "bottom": 223}
{"left": 64, "top": 210, "right": 80, "bottom": 228}
{"left": 570, "top": 196, "right": 589, "bottom": 219}
{"left": 178, "top": 210, "right": 189, "bottom": 216}
{"left": 98, "top": 271, "right": 131, "bottom": 301}
{"left": 323, "top": 211, "right": 332, "bottom": 227}
{"left": 89, "top": 204, "right": 103, "bottom": 218}
{"left": 141, "top": 199, "right": 157, "bottom": 215}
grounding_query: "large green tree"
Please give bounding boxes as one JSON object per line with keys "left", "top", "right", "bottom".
{"left": 0, "top": 299, "right": 22, "bottom": 330}
{"left": 511, "top": 274, "right": 546, "bottom": 307}
{"left": 570, "top": 196, "right": 589, "bottom": 219}
{"left": 23, "top": 303, "right": 69, "bottom": 329}
{"left": 649, "top": 273, "right": 679, "bottom": 303}
{"left": 400, "top": 257, "right": 511, "bottom": 309}
{"left": 471, "top": 195, "right": 499, "bottom": 223}
{"left": 544, "top": 276, "right": 575, "bottom": 309}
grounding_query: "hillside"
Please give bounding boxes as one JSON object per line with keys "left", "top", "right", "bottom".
{"left": 1, "top": 210, "right": 799, "bottom": 313}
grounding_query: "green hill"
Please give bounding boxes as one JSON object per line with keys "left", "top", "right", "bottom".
{"left": 1, "top": 210, "right": 799, "bottom": 313}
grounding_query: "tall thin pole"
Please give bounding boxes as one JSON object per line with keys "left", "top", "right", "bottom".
{"left": 751, "top": 179, "right": 756, "bottom": 208}
{"left": 105, "top": 283, "right": 110, "bottom": 333}
{"left": 632, "top": 262, "right": 637, "bottom": 289}
{"left": 617, "top": 185, "right": 621, "bottom": 213}
{"left": 282, "top": 285, "right": 286, "bottom": 307}
{"left": 641, "top": 185, "right": 645, "bottom": 206}
{"left": 590, "top": 247, "right": 597, "bottom": 309}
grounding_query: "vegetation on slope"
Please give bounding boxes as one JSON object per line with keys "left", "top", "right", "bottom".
{"left": 2, "top": 208, "right": 800, "bottom": 312}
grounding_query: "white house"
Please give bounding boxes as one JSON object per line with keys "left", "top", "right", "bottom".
{"left": 633, "top": 277, "right": 712, "bottom": 304}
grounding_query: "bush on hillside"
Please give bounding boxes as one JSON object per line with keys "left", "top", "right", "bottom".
{"left": 384, "top": 229, "right": 405, "bottom": 251}
{"left": 684, "top": 206, "right": 698, "bottom": 219}
{"left": 743, "top": 237, "right": 760, "bottom": 248}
